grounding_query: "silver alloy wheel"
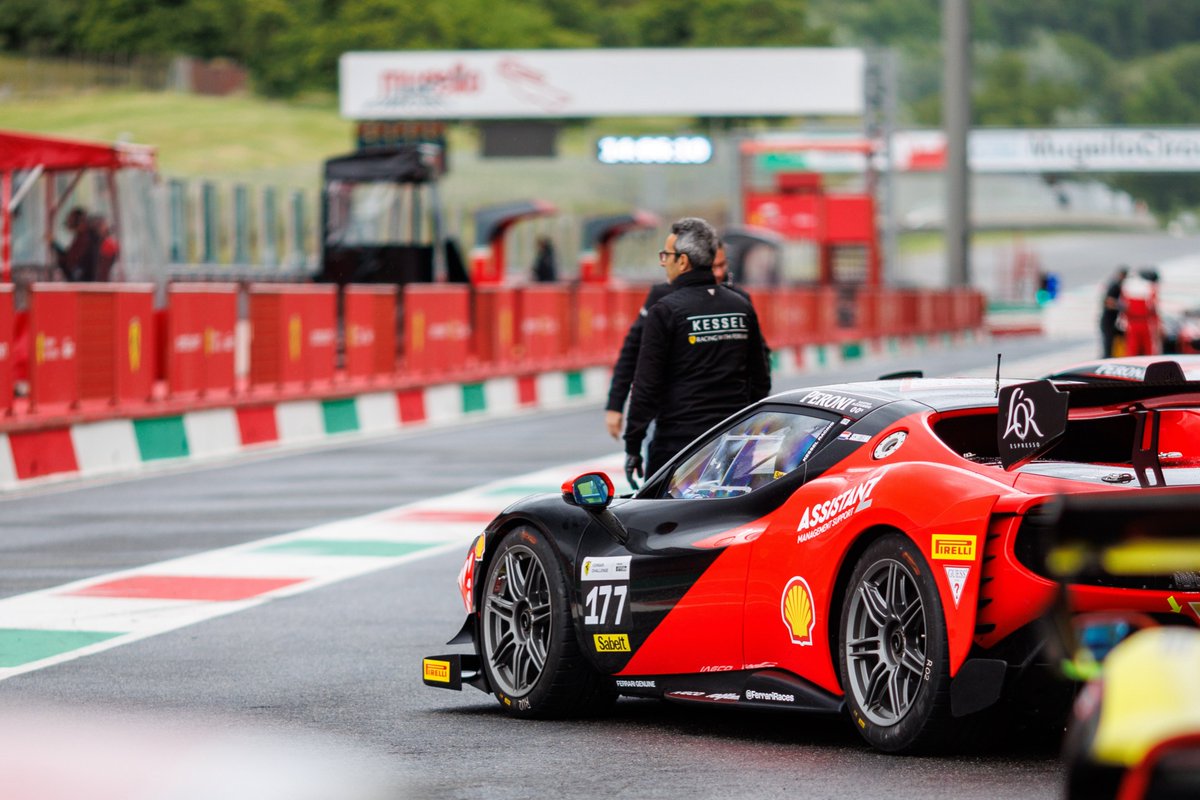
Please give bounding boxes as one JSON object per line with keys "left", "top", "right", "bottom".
{"left": 482, "top": 544, "right": 553, "bottom": 697}
{"left": 843, "top": 557, "right": 929, "bottom": 727}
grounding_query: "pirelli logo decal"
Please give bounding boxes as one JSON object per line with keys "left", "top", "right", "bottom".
{"left": 423, "top": 658, "right": 451, "bottom": 683}
{"left": 931, "top": 534, "right": 977, "bottom": 561}
{"left": 594, "top": 633, "right": 631, "bottom": 653}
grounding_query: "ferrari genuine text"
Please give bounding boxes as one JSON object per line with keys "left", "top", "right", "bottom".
{"left": 796, "top": 476, "right": 883, "bottom": 542}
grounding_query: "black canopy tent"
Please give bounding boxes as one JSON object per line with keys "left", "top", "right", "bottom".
{"left": 722, "top": 225, "right": 784, "bottom": 286}
{"left": 317, "top": 145, "right": 448, "bottom": 285}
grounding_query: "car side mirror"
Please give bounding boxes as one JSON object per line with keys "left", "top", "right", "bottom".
{"left": 561, "top": 472, "right": 615, "bottom": 510}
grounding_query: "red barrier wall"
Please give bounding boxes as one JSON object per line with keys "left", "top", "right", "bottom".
{"left": 572, "top": 285, "right": 611, "bottom": 360}
{"left": 473, "top": 287, "right": 517, "bottom": 365}
{"left": 815, "top": 287, "right": 838, "bottom": 342}
{"left": 77, "top": 285, "right": 156, "bottom": 405}
{"left": 28, "top": 285, "right": 79, "bottom": 411}
{"left": 403, "top": 285, "right": 471, "bottom": 377}
{"left": 0, "top": 285, "right": 11, "bottom": 415}
{"left": 608, "top": 285, "right": 650, "bottom": 351}
{"left": 344, "top": 285, "right": 397, "bottom": 382}
{"left": 167, "top": 283, "right": 237, "bottom": 397}
{"left": 517, "top": 286, "right": 570, "bottom": 366}
{"left": 916, "top": 292, "right": 936, "bottom": 335}
{"left": 249, "top": 284, "right": 337, "bottom": 389}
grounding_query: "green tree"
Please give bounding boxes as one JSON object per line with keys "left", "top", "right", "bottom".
{"left": 0, "top": 0, "right": 81, "bottom": 53}
{"left": 1110, "top": 44, "right": 1200, "bottom": 220}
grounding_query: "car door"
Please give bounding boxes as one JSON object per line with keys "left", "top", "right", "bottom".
{"left": 596, "top": 408, "right": 838, "bottom": 677}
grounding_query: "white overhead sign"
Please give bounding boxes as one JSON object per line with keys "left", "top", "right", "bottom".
{"left": 340, "top": 49, "right": 864, "bottom": 120}
{"left": 890, "top": 129, "right": 1200, "bottom": 173}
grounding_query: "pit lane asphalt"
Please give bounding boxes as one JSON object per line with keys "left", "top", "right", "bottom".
{"left": 0, "top": 334, "right": 1086, "bottom": 800}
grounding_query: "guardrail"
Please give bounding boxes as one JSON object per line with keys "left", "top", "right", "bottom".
{"left": 0, "top": 281, "right": 985, "bottom": 431}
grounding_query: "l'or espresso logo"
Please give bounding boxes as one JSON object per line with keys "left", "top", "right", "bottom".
{"left": 931, "top": 534, "right": 977, "bottom": 561}
{"left": 1003, "top": 387, "right": 1043, "bottom": 443}
{"left": 594, "top": 633, "right": 631, "bottom": 653}
{"left": 997, "top": 381, "right": 1068, "bottom": 470}
{"left": 686, "top": 312, "right": 748, "bottom": 345}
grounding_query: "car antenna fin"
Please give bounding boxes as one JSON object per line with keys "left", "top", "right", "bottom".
{"left": 995, "top": 353, "right": 1002, "bottom": 398}
{"left": 1143, "top": 360, "right": 1186, "bottom": 384}
{"left": 878, "top": 369, "right": 923, "bottom": 380}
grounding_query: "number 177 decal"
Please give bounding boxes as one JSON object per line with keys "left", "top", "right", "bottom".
{"left": 584, "top": 584, "right": 628, "bottom": 626}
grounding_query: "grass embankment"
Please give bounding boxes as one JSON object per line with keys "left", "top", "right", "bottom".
{"left": 2, "top": 88, "right": 353, "bottom": 189}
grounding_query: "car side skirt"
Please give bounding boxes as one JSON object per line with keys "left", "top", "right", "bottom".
{"left": 614, "top": 668, "right": 844, "bottom": 715}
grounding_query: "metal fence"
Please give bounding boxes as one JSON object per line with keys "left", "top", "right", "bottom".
{"left": 0, "top": 52, "right": 171, "bottom": 99}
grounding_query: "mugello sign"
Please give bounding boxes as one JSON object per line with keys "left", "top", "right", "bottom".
{"left": 340, "top": 48, "right": 865, "bottom": 119}
{"left": 892, "top": 128, "right": 1200, "bottom": 173}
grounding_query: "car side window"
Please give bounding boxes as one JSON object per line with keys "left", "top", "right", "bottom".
{"left": 665, "top": 411, "right": 834, "bottom": 499}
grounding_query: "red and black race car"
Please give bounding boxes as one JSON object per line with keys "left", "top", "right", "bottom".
{"left": 423, "top": 375, "right": 1200, "bottom": 753}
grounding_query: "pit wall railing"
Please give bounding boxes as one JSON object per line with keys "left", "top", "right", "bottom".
{"left": 0, "top": 282, "right": 985, "bottom": 430}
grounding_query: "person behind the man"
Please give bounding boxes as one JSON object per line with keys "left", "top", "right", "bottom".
{"left": 623, "top": 218, "right": 771, "bottom": 488}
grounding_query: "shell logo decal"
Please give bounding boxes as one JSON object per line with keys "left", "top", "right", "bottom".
{"left": 781, "top": 576, "right": 816, "bottom": 646}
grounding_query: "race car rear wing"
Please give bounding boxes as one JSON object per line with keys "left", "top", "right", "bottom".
{"left": 999, "top": 378, "right": 1200, "bottom": 483}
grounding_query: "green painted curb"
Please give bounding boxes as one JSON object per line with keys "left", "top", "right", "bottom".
{"left": 566, "top": 371, "right": 585, "bottom": 397}
{"left": 134, "top": 416, "right": 189, "bottom": 461}
{"left": 0, "top": 628, "right": 122, "bottom": 667}
{"left": 256, "top": 539, "right": 438, "bottom": 558}
{"left": 462, "top": 383, "right": 487, "bottom": 413}
{"left": 322, "top": 398, "right": 359, "bottom": 434}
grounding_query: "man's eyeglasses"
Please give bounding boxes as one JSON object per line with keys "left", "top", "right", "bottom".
{"left": 658, "top": 250, "right": 680, "bottom": 263}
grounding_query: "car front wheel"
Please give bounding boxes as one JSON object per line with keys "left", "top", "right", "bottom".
{"left": 479, "top": 526, "right": 614, "bottom": 718}
{"left": 838, "top": 534, "right": 952, "bottom": 752}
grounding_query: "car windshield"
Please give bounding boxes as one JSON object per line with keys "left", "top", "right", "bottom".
{"left": 666, "top": 410, "right": 834, "bottom": 499}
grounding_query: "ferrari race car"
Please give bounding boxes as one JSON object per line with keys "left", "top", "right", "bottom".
{"left": 1032, "top": 493, "right": 1200, "bottom": 799}
{"left": 423, "top": 375, "right": 1200, "bottom": 753}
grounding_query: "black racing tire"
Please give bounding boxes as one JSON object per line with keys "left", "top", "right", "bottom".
{"left": 838, "top": 534, "right": 952, "bottom": 753}
{"left": 478, "top": 526, "right": 615, "bottom": 718}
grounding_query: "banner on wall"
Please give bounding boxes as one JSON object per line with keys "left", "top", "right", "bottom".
{"left": 341, "top": 49, "right": 865, "bottom": 120}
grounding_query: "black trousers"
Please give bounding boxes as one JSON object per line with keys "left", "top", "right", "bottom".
{"left": 646, "top": 432, "right": 699, "bottom": 479}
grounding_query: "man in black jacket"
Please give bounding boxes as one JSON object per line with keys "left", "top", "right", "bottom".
{"left": 623, "top": 218, "right": 771, "bottom": 488}
{"left": 604, "top": 242, "right": 761, "bottom": 439}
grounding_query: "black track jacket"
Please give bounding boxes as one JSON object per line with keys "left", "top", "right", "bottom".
{"left": 623, "top": 270, "right": 771, "bottom": 457}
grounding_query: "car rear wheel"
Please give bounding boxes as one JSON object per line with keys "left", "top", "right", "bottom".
{"left": 479, "top": 526, "right": 615, "bottom": 718}
{"left": 839, "top": 534, "right": 952, "bottom": 752}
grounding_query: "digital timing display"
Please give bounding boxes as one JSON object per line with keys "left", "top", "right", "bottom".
{"left": 597, "top": 136, "right": 714, "bottom": 165}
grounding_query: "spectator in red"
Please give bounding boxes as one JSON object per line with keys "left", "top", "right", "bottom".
{"left": 54, "top": 206, "right": 98, "bottom": 281}
{"left": 1118, "top": 268, "right": 1160, "bottom": 356}
{"left": 90, "top": 214, "right": 119, "bottom": 281}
